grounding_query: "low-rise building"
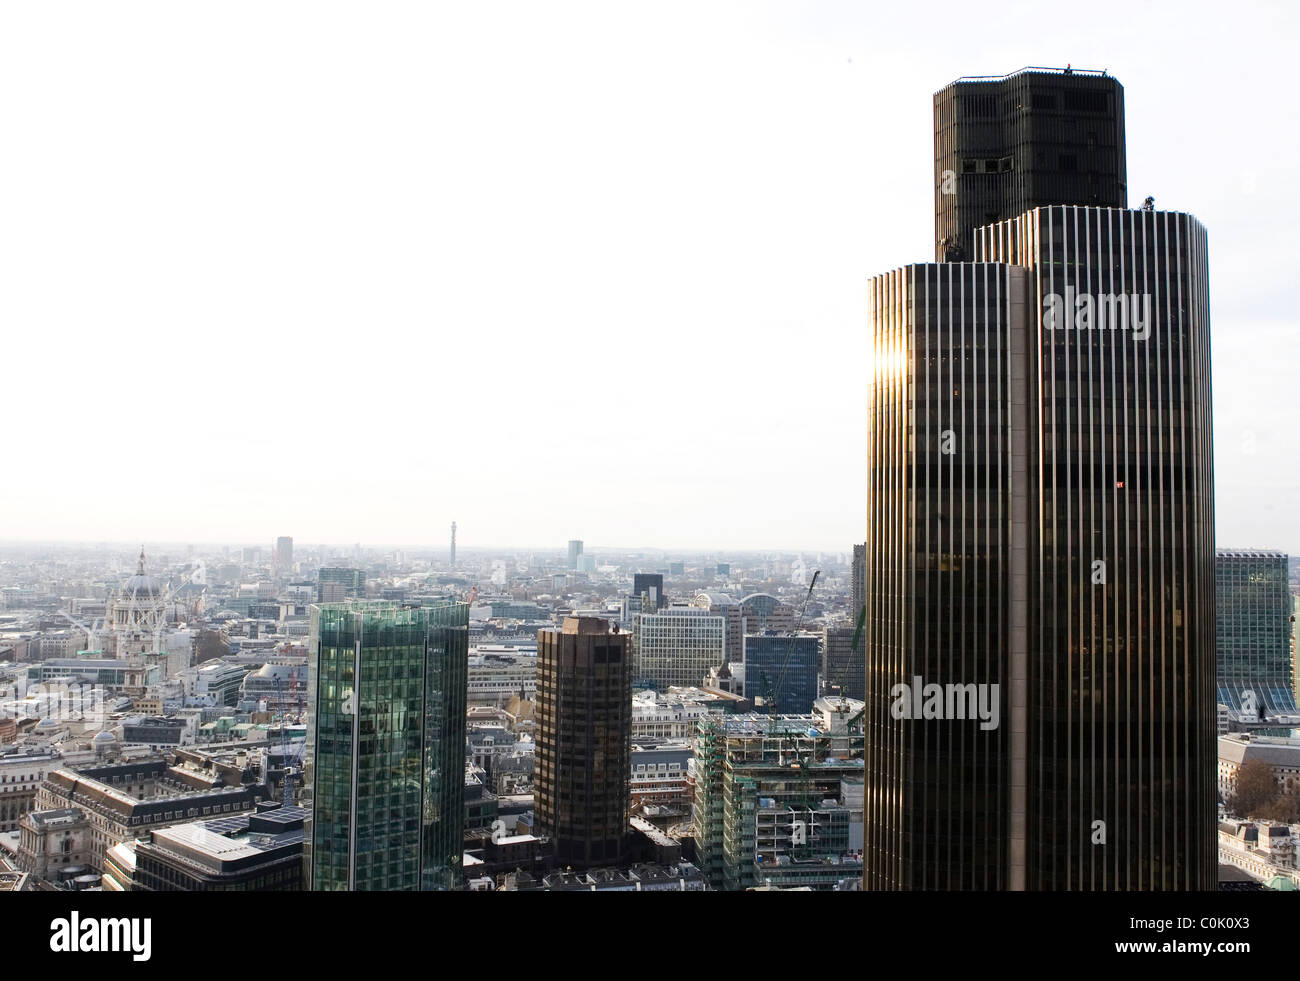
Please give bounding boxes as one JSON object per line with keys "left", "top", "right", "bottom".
{"left": 0, "top": 749, "right": 57, "bottom": 831}
{"left": 1218, "top": 734, "right": 1300, "bottom": 800}
{"left": 25, "top": 757, "right": 263, "bottom": 873}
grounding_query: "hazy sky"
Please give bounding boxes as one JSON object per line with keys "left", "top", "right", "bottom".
{"left": 2, "top": 1, "right": 1297, "bottom": 552}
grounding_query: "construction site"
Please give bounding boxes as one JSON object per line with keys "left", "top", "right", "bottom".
{"left": 692, "top": 698, "right": 864, "bottom": 891}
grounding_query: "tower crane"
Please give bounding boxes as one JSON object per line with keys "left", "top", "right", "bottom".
{"left": 273, "top": 675, "right": 298, "bottom": 808}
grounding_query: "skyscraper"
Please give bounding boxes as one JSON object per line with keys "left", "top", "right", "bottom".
{"left": 568, "top": 539, "right": 583, "bottom": 571}
{"left": 317, "top": 567, "right": 366, "bottom": 602}
{"left": 743, "top": 632, "right": 820, "bottom": 714}
{"left": 535, "top": 616, "right": 631, "bottom": 869}
{"left": 633, "top": 572, "right": 666, "bottom": 610}
{"left": 851, "top": 543, "right": 866, "bottom": 620}
{"left": 450, "top": 521, "right": 457, "bottom": 567}
{"left": 863, "top": 68, "right": 1216, "bottom": 891}
{"left": 1215, "top": 550, "right": 1294, "bottom": 720}
{"left": 274, "top": 536, "right": 293, "bottom": 575}
{"left": 823, "top": 626, "right": 865, "bottom": 701}
{"left": 304, "top": 600, "right": 468, "bottom": 891}
{"left": 934, "top": 68, "right": 1126, "bottom": 262}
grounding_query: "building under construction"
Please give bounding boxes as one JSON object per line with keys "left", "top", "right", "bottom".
{"left": 692, "top": 700, "right": 864, "bottom": 891}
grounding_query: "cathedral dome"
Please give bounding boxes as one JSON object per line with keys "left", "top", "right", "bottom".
{"left": 121, "top": 548, "right": 163, "bottom": 599}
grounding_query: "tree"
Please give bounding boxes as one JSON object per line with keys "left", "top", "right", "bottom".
{"left": 1228, "top": 758, "right": 1280, "bottom": 819}
{"left": 1258, "top": 791, "right": 1300, "bottom": 825}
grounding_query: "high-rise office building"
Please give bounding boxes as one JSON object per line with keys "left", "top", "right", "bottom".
{"left": 823, "top": 626, "right": 865, "bottom": 701}
{"left": 274, "top": 536, "right": 293, "bottom": 575}
{"left": 863, "top": 69, "right": 1216, "bottom": 891}
{"left": 450, "top": 522, "right": 457, "bottom": 567}
{"left": 633, "top": 573, "right": 666, "bottom": 610}
{"left": 851, "top": 543, "right": 866, "bottom": 620}
{"left": 535, "top": 617, "right": 631, "bottom": 869}
{"left": 317, "top": 567, "right": 366, "bottom": 602}
{"left": 631, "top": 607, "right": 725, "bottom": 691}
{"left": 743, "top": 632, "right": 820, "bottom": 714}
{"left": 691, "top": 592, "right": 744, "bottom": 667}
{"left": 739, "top": 592, "right": 795, "bottom": 634}
{"left": 568, "top": 539, "right": 583, "bottom": 571}
{"left": 934, "top": 67, "right": 1126, "bottom": 262}
{"left": 1215, "top": 550, "right": 1294, "bottom": 719}
{"left": 304, "top": 600, "right": 468, "bottom": 891}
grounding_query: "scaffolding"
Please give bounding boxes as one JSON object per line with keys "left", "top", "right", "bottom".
{"left": 692, "top": 713, "right": 864, "bottom": 891}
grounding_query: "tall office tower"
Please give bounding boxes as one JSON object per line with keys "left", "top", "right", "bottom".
{"left": 743, "top": 632, "right": 820, "bottom": 714}
{"left": 863, "top": 69, "right": 1216, "bottom": 892}
{"left": 631, "top": 607, "right": 725, "bottom": 691}
{"left": 1294, "top": 596, "right": 1300, "bottom": 710}
{"left": 977, "top": 205, "right": 1215, "bottom": 890}
{"left": 304, "top": 600, "right": 468, "bottom": 891}
{"left": 691, "top": 592, "right": 745, "bottom": 666}
{"left": 535, "top": 617, "right": 631, "bottom": 869}
{"left": 633, "top": 573, "right": 666, "bottom": 610}
{"left": 1215, "top": 550, "right": 1295, "bottom": 720}
{"left": 851, "top": 543, "right": 866, "bottom": 619}
{"left": 317, "top": 567, "right": 366, "bottom": 602}
{"left": 450, "top": 522, "right": 456, "bottom": 567}
{"left": 823, "top": 626, "right": 865, "bottom": 701}
{"left": 274, "top": 537, "right": 295, "bottom": 574}
{"left": 740, "top": 592, "right": 795, "bottom": 633}
{"left": 693, "top": 710, "right": 864, "bottom": 890}
{"left": 716, "top": 562, "right": 730, "bottom": 577}
{"left": 568, "top": 539, "right": 583, "bottom": 571}
{"left": 934, "top": 68, "right": 1126, "bottom": 262}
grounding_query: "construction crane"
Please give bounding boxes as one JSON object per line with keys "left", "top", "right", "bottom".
{"left": 766, "top": 570, "right": 820, "bottom": 732}
{"left": 760, "top": 571, "right": 824, "bottom": 861}
{"left": 273, "top": 675, "right": 297, "bottom": 808}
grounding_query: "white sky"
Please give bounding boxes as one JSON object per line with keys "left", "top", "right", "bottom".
{"left": 2, "top": 1, "right": 1297, "bottom": 552}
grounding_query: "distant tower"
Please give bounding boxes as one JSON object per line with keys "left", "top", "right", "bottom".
{"left": 274, "top": 536, "right": 294, "bottom": 575}
{"left": 568, "top": 539, "right": 583, "bottom": 571}
{"left": 450, "top": 522, "right": 457, "bottom": 567}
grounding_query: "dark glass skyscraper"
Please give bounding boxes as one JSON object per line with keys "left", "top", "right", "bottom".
{"left": 535, "top": 616, "right": 632, "bottom": 868}
{"left": 1215, "top": 549, "right": 1294, "bottom": 718}
{"left": 304, "top": 600, "right": 468, "bottom": 891}
{"left": 633, "top": 572, "right": 666, "bottom": 609}
{"left": 864, "top": 69, "right": 1216, "bottom": 891}
{"left": 934, "top": 68, "right": 1126, "bottom": 262}
{"left": 744, "top": 632, "right": 820, "bottom": 714}
{"left": 978, "top": 204, "right": 1216, "bottom": 890}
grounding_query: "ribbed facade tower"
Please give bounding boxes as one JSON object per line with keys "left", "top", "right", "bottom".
{"left": 863, "top": 69, "right": 1216, "bottom": 891}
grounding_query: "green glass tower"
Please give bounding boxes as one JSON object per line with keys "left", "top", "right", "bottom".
{"left": 304, "top": 600, "right": 468, "bottom": 891}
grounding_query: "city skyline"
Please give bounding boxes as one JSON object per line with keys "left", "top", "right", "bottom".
{"left": 3, "top": 1, "right": 1298, "bottom": 553}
